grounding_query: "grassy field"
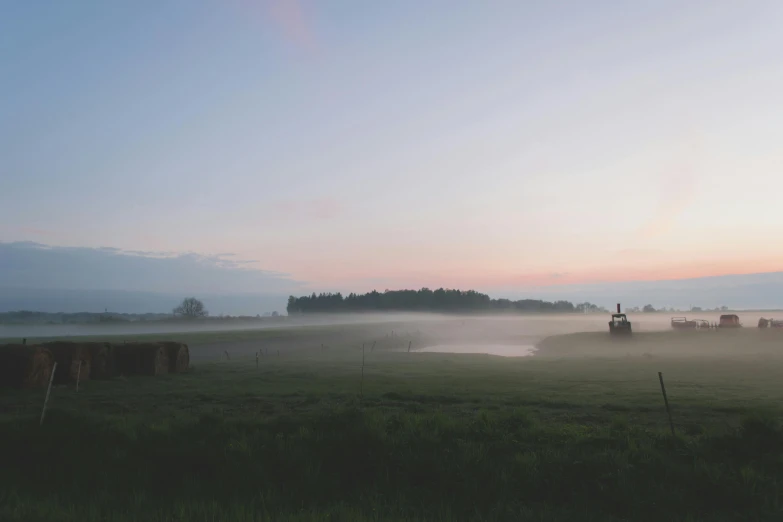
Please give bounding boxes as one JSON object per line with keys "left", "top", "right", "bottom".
{"left": 2, "top": 321, "right": 783, "bottom": 521}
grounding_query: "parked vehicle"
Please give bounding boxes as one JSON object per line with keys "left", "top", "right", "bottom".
{"left": 609, "top": 303, "right": 632, "bottom": 335}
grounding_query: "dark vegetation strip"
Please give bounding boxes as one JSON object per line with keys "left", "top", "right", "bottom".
{"left": 1, "top": 405, "right": 781, "bottom": 522}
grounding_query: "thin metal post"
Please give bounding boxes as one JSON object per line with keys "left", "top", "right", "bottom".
{"left": 658, "top": 372, "right": 675, "bottom": 436}
{"left": 360, "top": 343, "right": 366, "bottom": 399}
{"left": 40, "top": 362, "right": 57, "bottom": 426}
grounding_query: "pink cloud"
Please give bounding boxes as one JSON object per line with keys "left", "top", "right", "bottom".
{"left": 271, "top": 198, "right": 343, "bottom": 220}
{"left": 19, "top": 227, "right": 52, "bottom": 236}
{"left": 308, "top": 198, "right": 342, "bottom": 219}
{"left": 267, "top": 0, "right": 315, "bottom": 52}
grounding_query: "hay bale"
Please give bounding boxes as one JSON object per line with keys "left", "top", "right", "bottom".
{"left": 158, "top": 342, "right": 190, "bottom": 373}
{"left": 43, "top": 342, "right": 92, "bottom": 385}
{"left": 82, "top": 342, "right": 115, "bottom": 379}
{"left": 113, "top": 343, "right": 169, "bottom": 376}
{"left": 0, "top": 344, "right": 55, "bottom": 388}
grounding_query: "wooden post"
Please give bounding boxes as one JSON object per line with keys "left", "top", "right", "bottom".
{"left": 76, "top": 361, "right": 82, "bottom": 392}
{"left": 658, "top": 372, "right": 675, "bottom": 436}
{"left": 40, "top": 362, "right": 57, "bottom": 426}
{"left": 224, "top": 350, "right": 230, "bottom": 360}
{"left": 371, "top": 341, "right": 376, "bottom": 352}
{"left": 408, "top": 341, "right": 412, "bottom": 353}
{"left": 360, "top": 343, "right": 365, "bottom": 399}
{"left": 256, "top": 352, "right": 259, "bottom": 369}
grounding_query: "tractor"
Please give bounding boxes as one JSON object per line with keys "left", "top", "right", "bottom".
{"left": 609, "top": 303, "right": 632, "bottom": 335}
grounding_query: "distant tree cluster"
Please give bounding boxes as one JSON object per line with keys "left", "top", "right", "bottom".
{"left": 575, "top": 302, "right": 605, "bottom": 313}
{"left": 0, "top": 310, "right": 172, "bottom": 325}
{"left": 286, "top": 288, "right": 601, "bottom": 314}
{"left": 623, "top": 305, "right": 731, "bottom": 313}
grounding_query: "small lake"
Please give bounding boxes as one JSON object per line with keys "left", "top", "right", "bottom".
{"left": 415, "top": 344, "right": 537, "bottom": 357}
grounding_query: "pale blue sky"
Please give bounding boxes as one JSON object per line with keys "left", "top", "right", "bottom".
{"left": 2, "top": 1, "right": 783, "bottom": 294}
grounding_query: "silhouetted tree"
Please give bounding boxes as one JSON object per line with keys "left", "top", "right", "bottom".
{"left": 643, "top": 304, "right": 656, "bottom": 313}
{"left": 173, "top": 297, "right": 208, "bottom": 318}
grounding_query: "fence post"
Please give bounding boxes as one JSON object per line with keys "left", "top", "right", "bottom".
{"left": 658, "top": 372, "right": 675, "bottom": 436}
{"left": 76, "top": 361, "right": 82, "bottom": 392}
{"left": 360, "top": 343, "right": 366, "bottom": 399}
{"left": 256, "top": 352, "right": 259, "bottom": 369}
{"left": 40, "top": 362, "right": 57, "bottom": 426}
{"left": 408, "top": 341, "right": 412, "bottom": 353}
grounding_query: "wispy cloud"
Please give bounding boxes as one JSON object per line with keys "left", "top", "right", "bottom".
{"left": 19, "top": 226, "right": 52, "bottom": 236}
{"left": 615, "top": 248, "right": 660, "bottom": 257}
{"left": 0, "top": 225, "right": 53, "bottom": 237}
{"left": 638, "top": 141, "right": 700, "bottom": 239}
{"left": 0, "top": 241, "right": 303, "bottom": 294}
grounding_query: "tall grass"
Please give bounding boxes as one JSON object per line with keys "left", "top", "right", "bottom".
{"left": 2, "top": 343, "right": 783, "bottom": 521}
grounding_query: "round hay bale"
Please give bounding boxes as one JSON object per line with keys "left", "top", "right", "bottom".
{"left": 43, "top": 342, "right": 92, "bottom": 385}
{"left": 81, "top": 342, "right": 115, "bottom": 379}
{"left": 158, "top": 342, "right": 190, "bottom": 373}
{"left": 0, "top": 344, "right": 54, "bottom": 388}
{"left": 113, "top": 343, "right": 169, "bottom": 376}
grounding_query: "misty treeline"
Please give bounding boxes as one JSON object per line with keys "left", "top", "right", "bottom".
{"left": 0, "top": 310, "right": 170, "bottom": 325}
{"left": 286, "top": 288, "right": 606, "bottom": 314}
{"left": 0, "top": 308, "right": 283, "bottom": 325}
{"left": 625, "top": 305, "right": 730, "bottom": 313}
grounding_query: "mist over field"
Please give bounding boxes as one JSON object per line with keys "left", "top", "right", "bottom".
{"left": 5, "top": 310, "right": 776, "bottom": 362}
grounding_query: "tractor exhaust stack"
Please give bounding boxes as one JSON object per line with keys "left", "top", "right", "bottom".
{"left": 617, "top": 303, "right": 621, "bottom": 314}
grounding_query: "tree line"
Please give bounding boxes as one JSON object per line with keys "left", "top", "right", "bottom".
{"left": 0, "top": 297, "right": 281, "bottom": 324}
{"left": 286, "top": 288, "right": 606, "bottom": 314}
{"left": 625, "top": 305, "right": 730, "bottom": 313}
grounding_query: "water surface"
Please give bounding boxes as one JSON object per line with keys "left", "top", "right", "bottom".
{"left": 415, "top": 344, "right": 536, "bottom": 357}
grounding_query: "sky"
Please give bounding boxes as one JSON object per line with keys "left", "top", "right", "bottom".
{"left": 2, "top": 1, "right": 783, "bottom": 297}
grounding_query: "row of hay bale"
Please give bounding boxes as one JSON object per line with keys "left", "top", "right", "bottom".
{"left": 0, "top": 341, "right": 189, "bottom": 389}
